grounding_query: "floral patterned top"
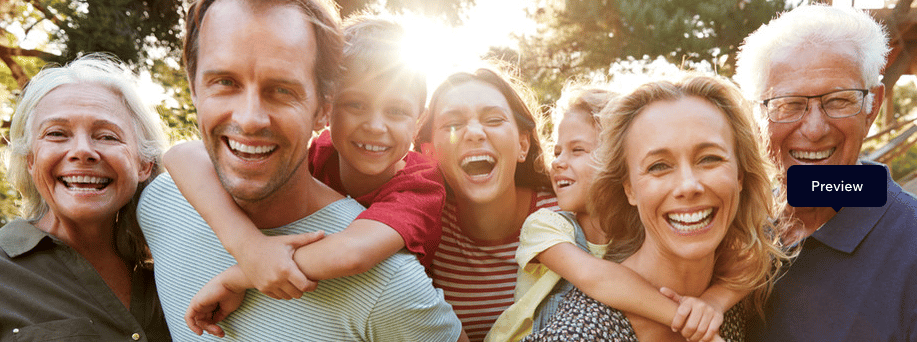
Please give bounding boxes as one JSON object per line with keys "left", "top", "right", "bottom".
{"left": 522, "top": 288, "right": 745, "bottom": 342}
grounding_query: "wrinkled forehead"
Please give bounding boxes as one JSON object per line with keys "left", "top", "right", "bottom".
{"left": 762, "top": 43, "right": 863, "bottom": 98}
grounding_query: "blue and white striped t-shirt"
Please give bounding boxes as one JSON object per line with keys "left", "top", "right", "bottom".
{"left": 138, "top": 173, "right": 461, "bottom": 341}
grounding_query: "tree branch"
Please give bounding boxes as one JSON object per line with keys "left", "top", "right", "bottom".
{"left": 0, "top": 45, "right": 58, "bottom": 88}
{"left": 26, "top": 0, "right": 63, "bottom": 27}
{"left": 0, "top": 44, "right": 58, "bottom": 60}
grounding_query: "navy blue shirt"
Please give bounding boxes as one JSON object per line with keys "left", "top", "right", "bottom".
{"left": 748, "top": 162, "right": 917, "bottom": 341}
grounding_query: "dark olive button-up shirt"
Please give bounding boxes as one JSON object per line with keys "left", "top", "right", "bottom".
{"left": 0, "top": 219, "right": 171, "bottom": 341}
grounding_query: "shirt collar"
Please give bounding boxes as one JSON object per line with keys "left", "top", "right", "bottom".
{"left": 808, "top": 161, "right": 895, "bottom": 254}
{"left": 0, "top": 219, "right": 53, "bottom": 258}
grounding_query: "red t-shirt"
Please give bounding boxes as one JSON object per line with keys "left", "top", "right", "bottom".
{"left": 308, "top": 131, "right": 445, "bottom": 269}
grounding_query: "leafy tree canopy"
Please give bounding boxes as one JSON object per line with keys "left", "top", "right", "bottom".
{"left": 505, "top": 0, "right": 790, "bottom": 103}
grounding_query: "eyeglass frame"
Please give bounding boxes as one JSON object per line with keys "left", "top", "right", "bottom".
{"left": 760, "top": 88, "right": 869, "bottom": 123}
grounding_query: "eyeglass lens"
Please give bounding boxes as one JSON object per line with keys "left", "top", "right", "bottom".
{"left": 765, "top": 89, "right": 866, "bottom": 123}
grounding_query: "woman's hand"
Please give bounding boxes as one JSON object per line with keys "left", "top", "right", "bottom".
{"left": 660, "top": 287, "right": 725, "bottom": 342}
{"left": 237, "top": 231, "right": 325, "bottom": 299}
{"left": 184, "top": 268, "right": 249, "bottom": 337}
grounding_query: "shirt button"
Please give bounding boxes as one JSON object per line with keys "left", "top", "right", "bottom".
{"left": 12, "top": 328, "right": 19, "bottom": 334}
{"left": 131, "top": 332, "right": 140, "bottom": 340}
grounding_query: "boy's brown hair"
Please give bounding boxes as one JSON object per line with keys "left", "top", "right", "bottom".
{"left": 341, "top": 14, "right": 427, "bottom": 114}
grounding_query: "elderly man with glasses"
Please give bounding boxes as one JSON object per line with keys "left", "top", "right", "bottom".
{"left": 735, "top": 5, "right": 917, "bottom": 342}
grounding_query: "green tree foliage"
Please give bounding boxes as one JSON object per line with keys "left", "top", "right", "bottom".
{"left": 507, "top": 0, "right": 790, "bottom": 104}
{"left": 888, "top": 80, "right": 917, "bottom": 181}
{"left": 47, "top": 0, "right": 182, "bottom": 66}
{"left": 893, "top": 79, "right": 917, "bottom": 124}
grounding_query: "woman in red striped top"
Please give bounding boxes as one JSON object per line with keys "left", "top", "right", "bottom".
{"left": 416, "top": 68, "right": 557, "bottom": 342}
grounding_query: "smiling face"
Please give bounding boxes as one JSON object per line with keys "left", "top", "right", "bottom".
{"left": 330, "top": 74, "right": 422, "bottom": 180}
{"left": 764, "top": 45, "right": 881, "bottom": 172}
{"left": 430, "top": 80, "right": 530, "bottom": 204}
{"left": 552, "top": 110, "right": 599, "bottom": 213}
{"left": 622, "top": 96, "right": 741, "bottom": 263}
{"left": 28, "top": 83, "right": 152, "bottom": 225}
{"left": 192, "top": 0, "right": 326, "bottom": 204}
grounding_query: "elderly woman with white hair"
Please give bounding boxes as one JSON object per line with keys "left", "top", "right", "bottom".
{"left": 0, "top": 54, "right": 170, "bottom": 341}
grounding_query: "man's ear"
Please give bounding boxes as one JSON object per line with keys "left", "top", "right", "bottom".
{"left": 866, "top": 84, "right": 884, "bottom": 128}
{"left": 187, "top": 74, "right": 197, "bottom": 101}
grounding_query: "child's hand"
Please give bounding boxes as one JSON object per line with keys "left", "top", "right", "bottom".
{"left": 184, "top": 275, "right": 247, "bottom": 337}
{"left": 238, "top": 231, "right": 325, "bottom": 299}
{"left": 660, "top": 287, "right": 725, "bottom": 342}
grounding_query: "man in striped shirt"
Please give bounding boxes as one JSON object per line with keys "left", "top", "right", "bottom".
{"left": 138, "top": 0, "right": 462, "bottom": 340}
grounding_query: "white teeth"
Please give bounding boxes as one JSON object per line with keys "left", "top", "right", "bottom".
{"left": 61, "top": 176, "right": 108, "bottom": 184}
{"left": 790, "top": 147, "right": 835, "bottom": 160}
{"left": 461, "top": 155, "right": 495, "bottom": 166}
{"left": 356, "top": 143, "right": 388, "bottom": 152}
{"left": 60, "top": 175, "right": 110, "bottom": 191}
{"left": 667, "top": 208, "right": 714, "bottom": 233}
{"left": 68, "top": 187, "right": 101, "bottom": 192}
{"left": 228, "top": 139, "right": 276, "bottom": 154}
{"left": 556, "top": 179, "right": 573, "bottom": 187}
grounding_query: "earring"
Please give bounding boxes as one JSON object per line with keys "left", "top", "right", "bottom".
{"left": 518, "top": 152, "right": 526, "bottom": 162}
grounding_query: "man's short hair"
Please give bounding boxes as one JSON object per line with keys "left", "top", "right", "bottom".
{"left": 182, "top": 0, "right": 344, "bottom": 102}
{"left": 735, "top": 4, "right": 890, "bottom": 101}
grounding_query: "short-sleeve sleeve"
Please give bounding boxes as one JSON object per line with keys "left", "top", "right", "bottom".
{"left": 353, "top": 152, "right": 446, "bottom": 269}
{"left": 366, "top": 255, "right": 461, "bottom": 342}
{"left": 516, "top": 209, "right": 576, "bottom": 269}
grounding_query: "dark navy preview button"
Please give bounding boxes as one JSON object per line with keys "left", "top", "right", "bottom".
{"left": 787, "top": 165, "right": 887, "bottom": 211}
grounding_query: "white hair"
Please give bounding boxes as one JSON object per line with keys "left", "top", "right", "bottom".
{"left": 6, "top": 53, "right": 166, "bottom": 219}
{"left": 735, "top": 4, "right": 890, "bottom": 103}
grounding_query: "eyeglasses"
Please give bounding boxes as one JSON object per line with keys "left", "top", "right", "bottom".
{"left": 761, "top": 89, "right": 868, "bottom": 123}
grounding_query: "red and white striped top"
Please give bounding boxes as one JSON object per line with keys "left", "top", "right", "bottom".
{"left": 432, "top": 190, "right": 558, "bottom": 342}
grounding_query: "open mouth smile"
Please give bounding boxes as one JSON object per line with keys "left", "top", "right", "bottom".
{"left": 666, "top": 208, "right": 716, "bottom": 235}
{"left": 461, "top": 154, "right": 496, "bottom": 178}
{"left": 789, "top": 147, "right": 835, "bottom": 162}
{"left": 227, "top": 138, "right": 276, "bottom": 160}
{"left": 355, "top": 142, "right": 389, "bottom": 153}
{"left": 59, "top": 175, "right": 111, "bottom": 192}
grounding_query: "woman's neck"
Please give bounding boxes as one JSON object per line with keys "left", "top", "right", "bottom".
{"left": 622, "top": 245, "right": 714, "bottom": 299}
{"left": 621, "top": 245, "right": 716, "bottom": 341}
{"left": 455, "top": 186, "right": 534, "bottom": 242}
{"left": 35, "top": 212, "right": 117, "bottom": 255}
